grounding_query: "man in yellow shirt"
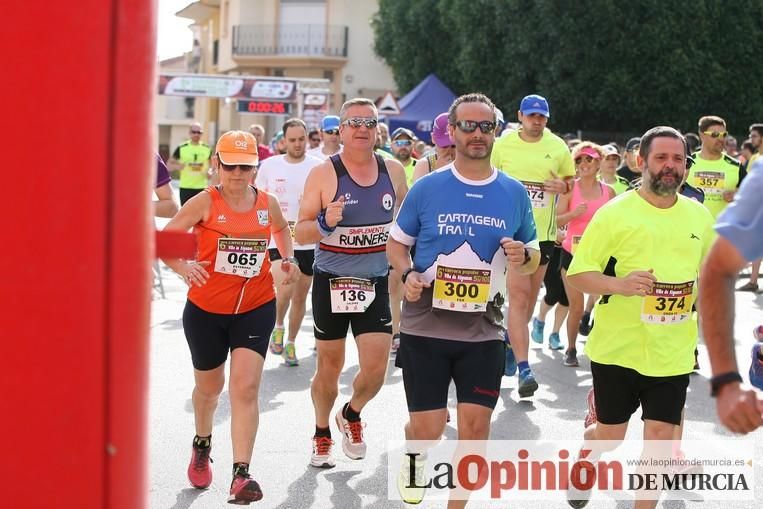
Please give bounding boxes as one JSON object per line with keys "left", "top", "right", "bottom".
{"left": 490, "top": 94, "right": 574, "bottom": 397}
{"left": 686, "top": 115, "right": 744, "bottom": 219}
{"left": 566, "top": 126, "right": 714, "bottom": 508}
{"left": 169, "top": 122, "right": 212, "bottom": 205}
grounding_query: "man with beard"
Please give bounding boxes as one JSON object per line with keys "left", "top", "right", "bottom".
{"left": 390, "top": 127, "right": 418, "bottom": 187}
{"left": 565, "top": 126, "right": 714, "bottom": 508}
{"left": 616, "top": 137, "right": 643, "bottom": 184}
{"left": 387, "top": 93, "right": 539, "bottom": 506}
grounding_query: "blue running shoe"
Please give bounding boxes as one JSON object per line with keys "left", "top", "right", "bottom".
{"left": 531, "top": 318, "right": 544, "bottom": 343}
{"left": 750, "top": 343, "right": 763, "bottom": 391}
{"left": 517, "top": 368, "right": 538, "bottom": 398}
{"left": 504, "top": 331, "right": 517, "bottom": 377}
{"left": 548, "top": 332, "right": 563, "bottom": 350}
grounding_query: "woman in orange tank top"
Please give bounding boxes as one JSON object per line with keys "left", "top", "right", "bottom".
{"left": 162, "top": 130, "right": 298, "bottom": 505}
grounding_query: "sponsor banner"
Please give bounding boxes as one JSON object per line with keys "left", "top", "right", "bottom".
{"left": 158, "top": 74, "right": 297, "bottom": 101}
{"left": 387, "top": 439, "right": 755, "bottom": 503}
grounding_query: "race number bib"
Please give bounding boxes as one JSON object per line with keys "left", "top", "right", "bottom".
{"left": 641, "top": 281, "right": 694, "bottom": 324}
{"left": 329, "top": 277, "right": 376, "bottom": 313}
{"left": 571, "top": 235, "right": 582, "bottom": 255}
{"left": 693, "top": 171, "right": 725, "bottom": 195}
{"left": 214, "top": 238, "right": 267, "bottom": 278}
{"left": 432, "top": 265, "right": 491, "bottom": 312}
{"left": 521, "top": 181, "right": 551, "bottom": 208}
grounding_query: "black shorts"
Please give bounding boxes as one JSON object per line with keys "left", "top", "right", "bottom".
{"left": 543, "top": 245, "right": 568, "bottom": 307}
{"left": 539, "top": 240, "right": 556, "bottom": 266}
{"left": 182, "top": 299, "right": 276, "bottom": 370}
{"left": 311, "top": 269, "right": 392, "bottom": 340}
{"left": 397, "top": 334, "right": 505, "bottom": 411}
{"left": 560, "top": 248, "right": 573, "bottom": 272}
{"left": 179, "top": 187, "right": 204, "bottom": 205}
{"left": 267, "top": 248, "right": 315, "bottom": 276}
{"left": 590, "top": 361, "right": 690, "bottom": 426}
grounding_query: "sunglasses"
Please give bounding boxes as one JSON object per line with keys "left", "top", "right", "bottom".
{"left": 394, "top": 139, "right": 412, "bottom": 147}
{"left": 342, "top": 117, "right": 378, "bottom": 129}
{"left": 574, "top": 155, "right": 596, "bottom": 164}
{"left": 190, "top": 130, "right": 203, "bottom": 134}
{"left": 454, "top": 120, "right": 496, "bottom": 134}
{"left": 323, "top": 129, "right": 339, "bottom": 136}
{"left": 220, "top": 163, "right": 254, "bottom": 172}
{"left": 702, "top": 130, "right": 728, "bottom": 139}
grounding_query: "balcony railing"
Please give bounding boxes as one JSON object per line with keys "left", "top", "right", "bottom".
{"left": 232, "top": 24, "right": 348, "bottom": 58}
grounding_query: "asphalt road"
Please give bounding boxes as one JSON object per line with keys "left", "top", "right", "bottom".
{"left": 149, "top": 261, "right": 762, "bottom": 509}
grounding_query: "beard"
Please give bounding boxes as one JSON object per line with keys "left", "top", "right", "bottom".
{"left": 645, "top": 166, "right": 682, "bottom": 196}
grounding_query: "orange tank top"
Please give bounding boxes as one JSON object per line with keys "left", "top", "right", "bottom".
{"left": 188, "top": 185, "right": 275, "bottom": 314}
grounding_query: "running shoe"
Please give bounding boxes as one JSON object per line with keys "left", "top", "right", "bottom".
{"left": 391, "top": 333, "right": 400, "bottom": 354}
{"left": 737, "top": 281, "right": 759, "bottom": 292}
{"left": 693, "top": 348, "right": 700, "bottom": 371}
{"left": 750, "top": 343, "right": 763, "bottom": 390}
{"left": 283, "top": 342, "right": 299, "bottom": 366}
{"left": 504, "top": 342, "right": 517, "bottom": 377}
{"left": 579, "top": 311, "right": 592, "bottom": 336}
{"left": 584, "top": 388, "right": 597, "bottom": 429}
{"left": 187, "top": 443, "right": 213, "bottom": 489}
{"left": 564, "top": 349, "right": 579, "bottom": 367}
{"left": 531, "top": 318, "right": 545, "bottom": 343}
{"left": 397, "top": 454, "right": 427, "bottom": 504}
{"left": 269, "top": 327, "right": 284, "bottom": 354}
{"left": 548, "top": 332, "right": 563, "bottom": 350}
{"left": 228, "top": 473, "right": 262, "bottom": 505}
{"left": 517, "top": 368, "right": 538, "bottom": 398}
{"left": 567, "top": 481, "right": 592, "bottom": 508}
{"left": 335, "top": 409, "right": 366, "bottom": 459}
{"left": 310, "top": 436, "right": 335, "bottom": 469}
{"left": 753, "top": 325, "right": 763, "bottom": 341}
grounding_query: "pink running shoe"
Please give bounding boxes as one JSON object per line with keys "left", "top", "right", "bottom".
{"left": 584, "top": 388, "right": 597, "bottom": 429}
{"left": 187, "top": 445, "right": 213, "bottom": 489}
{"left": 228, "top": 474, "right": 262, "bottom": 505}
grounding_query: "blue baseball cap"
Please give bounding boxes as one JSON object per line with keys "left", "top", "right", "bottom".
{"left": 321, "top": 115, "right": 340, "bottom": 131}
{"left": 519, "top": 94, "right": 550, "bottom": 118}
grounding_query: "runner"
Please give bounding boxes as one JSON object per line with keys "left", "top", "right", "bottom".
{"left": 162, "top": 130, "right": 299, "bottom": 505}
{"left": 169, "top": 122, "right": 213, "bottom": 205}
{"left": 411, "top": 112, "right": 456, "bottom": 182}
{"left": 295, "top": 98, "right": 407, "bottom": 468}
{"left": 387, "top": 92, "right": 539, "bottom": 507}
{"left": 556, "top": 143, "right": 615, "bottom": 367}
{"left": 530, "top": 228, "right": 569, "bottom": 351}
{"left": 154, "top": 153, "right": 179, "bottom": 218}
{"left": 490, "top": 93, "right": 574, "bottom": 397}
{"left": 564, "top": 126, "right": 714, "bottom": 508}
{"left": 255, "top": 118, "right": 322, "bottom": 366}
{"left": 307, "top": 115, "right": 342, "bottom": 160}
{"left": 686, "top": 115, "right": 745, "bottom": 218}
{"left": 598, "top": 144, "right": 631, "bottom": 195}
{"left": 390, "top": 127, "right": 418, "bottom": 186}
{"left": 700, "top": 161, "right": 763, "bottom": 433}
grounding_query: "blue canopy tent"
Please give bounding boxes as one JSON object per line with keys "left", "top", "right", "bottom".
{"left": 385, "top": 74, "right": 456, "bottom": 142}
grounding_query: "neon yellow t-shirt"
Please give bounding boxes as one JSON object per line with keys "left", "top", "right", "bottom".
{"left": 748, "top": 152, "right": 760, "bottom": 171}
{"left": 567, "top": 191, "right": 715, "bottom": 376}
{"left": 491, "top": 129, "right": 575, "bottom": 241}
{"left": 176, "top": 142, "right": 212, "bottom": 189}
{"left": 687, "top": 152, "right": 741, "bottom": 218}
{"left": 401, "top": 158, "right": 417, "bottom": 187}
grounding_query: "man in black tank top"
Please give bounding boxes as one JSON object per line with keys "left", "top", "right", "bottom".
{"left": 296, "top": 98, "right": 408, "bottom": 469}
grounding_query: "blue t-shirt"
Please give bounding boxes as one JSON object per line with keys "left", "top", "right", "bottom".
{"left": 390, "top": 164, "right": 538, "bottom": 342}
{"left": 715, "top": 161, "right": 763, "bottom": 262}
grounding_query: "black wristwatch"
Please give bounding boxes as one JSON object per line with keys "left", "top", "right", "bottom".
{"left": 401, "top": 268, "right": 414, "bottom": 283}
{"left": 710, "top": 371, "right": 743, "bottom": 397}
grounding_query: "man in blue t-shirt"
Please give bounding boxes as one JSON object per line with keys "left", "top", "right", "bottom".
{"left": 387, "top": 93, "right": 540, "bottom": 504}
{"left": 700, "top": 161, "right": 763, "bottom": 434}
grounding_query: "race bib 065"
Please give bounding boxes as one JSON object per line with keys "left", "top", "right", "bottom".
{"left": 214, "top": 238, "right": 267, "bottom": 278}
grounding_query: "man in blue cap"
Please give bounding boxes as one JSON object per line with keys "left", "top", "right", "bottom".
{"left": 308, "top": 115, "right": 343, "bottom": 160}
{"left": 491, "top": 94, "right": 575, "bottom": 398}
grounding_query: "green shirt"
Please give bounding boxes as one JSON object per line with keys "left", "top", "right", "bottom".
{"left": 491, "top": 130, "right": 575, "bottom": 241}
{"left": 686, "top": 152, "right": 742, "bottom": 218}
{"left": 567, "top": 191, "right": 714, "bottom": 376}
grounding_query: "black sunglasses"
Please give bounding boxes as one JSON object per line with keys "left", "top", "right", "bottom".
{"left": 220, "top": 163, "right": 254, "bottom": 172}
{"left": 454, "top": 120, "right": 496, "bottom": 134}
{"left": 323, "top": 129, "right": 339, "bottom": 135}
{"left": 190, "top": 130, "right": 203, "bottom": 134}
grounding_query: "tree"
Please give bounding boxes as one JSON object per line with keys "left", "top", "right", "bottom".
{"left": 372, "top": 0, "right": 763, "bottom": 137}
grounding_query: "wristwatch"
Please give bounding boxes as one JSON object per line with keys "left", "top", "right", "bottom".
{"left": 710, "top": 371, "right": 743, "bottom": 397}
{"left": 522, "top": 247, "right": 531, "bottom": 265}
{"left": 401, "top": 268, "right": 414, "bottom": 283}
{"left": 284, "top": 256, "right": 298, "bottom": 266}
